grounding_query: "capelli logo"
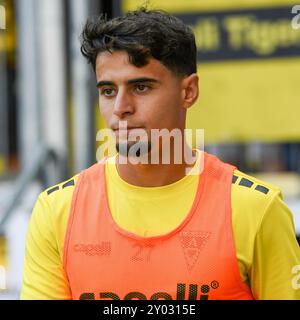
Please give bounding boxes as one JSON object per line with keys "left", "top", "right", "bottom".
{"left": 74, "top": 243, "right": 111, "bottom": 256}
{"left": 79, "top": 282, "right": 219, "bottom": 300}
{"left": 291, "top": 265, "right": 300, "bottom": 290}
{"left": 291, "top": 5, "right": 300, "bottom": 29}
{"left": 0, "top": 5, "right": 5, "bottom": 30}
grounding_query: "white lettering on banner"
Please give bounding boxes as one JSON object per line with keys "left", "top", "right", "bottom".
{"left": 291, "top": 5, "right": 300, "bottom": 30}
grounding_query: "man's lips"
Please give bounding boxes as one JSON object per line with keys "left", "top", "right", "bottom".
{"left": 112, "top": 127, "right": 145, "bottom": 137}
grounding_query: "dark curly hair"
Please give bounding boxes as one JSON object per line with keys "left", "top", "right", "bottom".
{"left": 80, "top": 8, "right": 197, "bottom": 76}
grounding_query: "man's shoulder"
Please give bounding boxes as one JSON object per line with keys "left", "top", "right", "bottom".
{"left": 40, "top": 174, "right": 80, "bottom": 210}
{"left": 231, "top": 169, "right": 283, "bottom": 230}
{"left": 45, "top": 175, "right": 79, "bottom": 194}
{"left": 232, "top": 169, "right": 281, "bottom": 199}
{"left": 40, "top": 160, "right": 107, "bottom": 206}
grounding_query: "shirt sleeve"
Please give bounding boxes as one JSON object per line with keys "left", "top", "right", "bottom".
{"left": 20, "top": 192, "right": 72, "bottom": 300}
{"left": 250, "top": 192, "right": 300, "bottom": 300}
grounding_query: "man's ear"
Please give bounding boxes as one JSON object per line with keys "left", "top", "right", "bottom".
{"left": 181, "top": 73, "right": 199, "bottom": 110}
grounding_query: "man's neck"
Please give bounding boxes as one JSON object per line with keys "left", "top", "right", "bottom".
{"left": 115, "top": 145, "right": 197, "bottom": 187}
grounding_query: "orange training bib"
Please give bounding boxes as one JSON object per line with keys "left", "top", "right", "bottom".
{"left": 63, "top": 152, "right": 253, "bottom": 300}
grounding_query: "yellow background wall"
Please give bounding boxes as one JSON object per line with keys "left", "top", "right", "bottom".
{"left": 122, "top": 0, "right": 300, "bottom": 143}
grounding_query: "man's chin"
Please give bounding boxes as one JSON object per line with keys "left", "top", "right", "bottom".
{"left": 116, "top": 141, "right": 152, "bottom": 157}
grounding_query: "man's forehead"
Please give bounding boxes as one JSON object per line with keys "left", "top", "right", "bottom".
{"left": 95, "top": 50, "right": 170, "bottom": 81}
{"left": 96, "top": 50, "right": 130, "bottom": 65}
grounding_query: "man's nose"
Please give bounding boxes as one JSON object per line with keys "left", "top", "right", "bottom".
{"left": 113, "top": 88, "right": 134, "bottom": 118}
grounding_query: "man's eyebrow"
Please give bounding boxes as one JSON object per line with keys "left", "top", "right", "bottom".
{"left": 96, "top": 80, "right": 114, "bottom": 88}
{"left": 96, "top": 77, "right": 160, "bottom": 88}
{"left": 127, "top": 77, "right": 160, "bottom": 85}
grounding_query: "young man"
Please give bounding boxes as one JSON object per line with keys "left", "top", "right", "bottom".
{"left": 21, "top": 8, "right": 300, "bottom": 300}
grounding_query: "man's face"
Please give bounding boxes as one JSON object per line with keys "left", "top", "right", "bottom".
{"left": 95, "top": 50, "right": 194, "bottom": 156}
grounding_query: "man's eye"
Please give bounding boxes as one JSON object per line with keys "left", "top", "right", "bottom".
{"left": 135, "top": 84, "right": 149, "bottom": 93}
{"left": 101, "top": 88, "right": 116, "bottom": 97}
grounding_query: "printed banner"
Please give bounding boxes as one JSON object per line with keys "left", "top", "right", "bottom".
{"left": 122, "top": 0, "right": 300, "bottom": 143}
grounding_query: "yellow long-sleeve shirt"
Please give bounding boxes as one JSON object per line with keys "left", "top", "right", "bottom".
{"left": 21, "top": 154, "right": 300, "bottom": 299}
